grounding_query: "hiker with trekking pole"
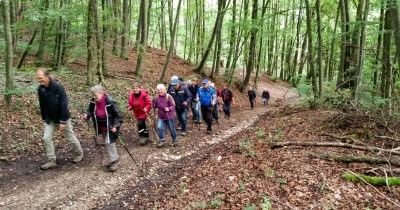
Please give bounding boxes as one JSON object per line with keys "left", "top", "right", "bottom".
{"left": 127, "top": 81, "right": 152, "bottom": 146}
{"left": 82, "top": 85, "right": 123, "bottom": 172}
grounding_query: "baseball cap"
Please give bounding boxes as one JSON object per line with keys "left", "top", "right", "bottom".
{"left": 202, "top": 79, "right": 209, "bottom": 84}
{"left": 171, "top": 78, "right": 179, "bottom": 85}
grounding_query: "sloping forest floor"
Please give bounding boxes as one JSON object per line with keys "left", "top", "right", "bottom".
{"left": 0, "top": 47, "right": 400, "bottom": 209}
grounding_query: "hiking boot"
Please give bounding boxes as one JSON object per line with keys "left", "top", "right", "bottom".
{"left": 207, "top": 130, "right": 212, "bottom": 134}
{"left": 170, "top": 141, "right": 178, "bottom": 147}
{"left": 72, "top": 153, "right": 83, "bottom": 163}
{"left": 139, "top": 137, "right": 148, "bottom": 146}
{"left": 40, "top": 159, "right": 57, "bottom": 170}
{"left": 181, "top": 132, "right": 186, "bottom": 136}
{"left": 107, "top": 159, "right": 120, "bottom": 172}
{"left": 157, "top": 140, "right": 165, "bottom": 148}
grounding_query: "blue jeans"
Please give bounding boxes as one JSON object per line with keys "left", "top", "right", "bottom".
{"left": 176, "top": 108, "right": 188, "bottom": 132}
{"left": 191, "top": 101, "right": 202, "bottom": 122}
{"left": 157, "top": 119, "right": 177, "bottom": 142}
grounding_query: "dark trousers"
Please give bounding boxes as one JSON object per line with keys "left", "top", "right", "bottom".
{"left": 137, "top": 119, "right": 149, "bottom": 138}
{"left": 249, "top": 98, "right": 255, "bottom": 109}
{"left": 212, "top": 104, "right": 219, "bottom": 121}
{"left": 201, "top": 106, "right": 213, "bottom": 131}
{"left": 223, "top": 101, "right": 231, "bottom": 117}
{"left": 176, "top": 108, "right": 188, "bottom": 132}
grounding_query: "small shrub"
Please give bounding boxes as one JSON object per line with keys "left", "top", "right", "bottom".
{"left": 244, "top": 203, "right": 257, "bottom": 210}
{"left": 260, "top": 196, "right": 272, "bottom": 210}
{"left": 239, "top": 139, "right": 256, "bottom": 158}
{"left": 191, "top": 201, "right": 207, "bottom": 209}
{"left": 210, "top": 194, "right": 225, "bottom": 209}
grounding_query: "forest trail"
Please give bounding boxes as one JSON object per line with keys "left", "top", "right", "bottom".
{"left": 0, "top": 77, "right": 296, "bottom": 210}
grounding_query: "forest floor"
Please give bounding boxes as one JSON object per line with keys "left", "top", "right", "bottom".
{"left": 0, "top": 47, "right": 400, "bottom": 209}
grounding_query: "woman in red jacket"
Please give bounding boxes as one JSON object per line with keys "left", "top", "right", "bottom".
{"left": 128, "top": 82, "right": 152, "bottom": 145}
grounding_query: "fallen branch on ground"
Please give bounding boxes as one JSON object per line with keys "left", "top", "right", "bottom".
{"left": 309, "top": 152, "right": 400, "bottom": 167}
{"left": 342, "top": 172, "right": 400, "bottom": 186}
{"left": 270, "top": 141, "right": 400, "bottom": 156}
{"left": 344, "top": 170, "right": 400, "bottom": 208}
{"left": 375, "top": 135, "right": 400, "bottom": 143}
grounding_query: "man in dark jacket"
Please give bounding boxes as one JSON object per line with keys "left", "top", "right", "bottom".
{"left": 170, "top": 78, "right": 192, "bottom": 136}
{"left": 36, "top": 69, "right": 83, "bottom": 170}
{"left": 221, "top": 84, "right": 234, "bottom": 119}
{"left": 188, "top": 79, "right": 201, "bottom": 123}
{"left": 247, "top": 86, "right": 257, "bottom": 109}
{"left": 261, "top": 89, "right": 270, "bottom": 106}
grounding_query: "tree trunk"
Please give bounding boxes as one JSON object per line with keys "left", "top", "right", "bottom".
{"left": 242, "top": 0, "right": 258, "bottom": 92}
{"left": 17, "top": 28, "right": 38, "bottom": 69}
{"left": 101, "top": 0, "right": 108, "bottom": 75}
{"left": 374, "top": 2, "right": 385, "bottom": 89}
{"left": 9, "top": 0, "right": 16, "bottom": 52}
{"left": 193, "top": 0, "right": 228, "bottom": 73}
{"left": 2, "top": 0, "right": 15, "bottom": 106}
{"left": 134, "top": 0, "right": 147, "bottom": 76}
{"left": 326, "top": 4, "right": 340, "bottom": 82}
{"left": 316, "top": 0, "right": 323, "bottom": 97}
{"left": 53, "top": 0, "right": 64, "bottom": 71}
{"left": 381, "top": 7, "right": 394, "bottom": 114}
{"left": 304, "top": 0, "right": 318, "bottom": 98}
{"left": 337, "top": 0, "right": 352, "bottom": 89}
{"left": 120, "top": 0, "right": 129, "bottom": 60}
{"left": 36, "top": 0, "right": 49, "bottom": 66}
{"left": 225, "top": 0, "right": 237, "bottom": 73}
{"left": 291, "top": 2, "right": 303, "bottom": 85}
{"left": 160, "top": 0, "right": 166, "bottom": 49}
{"left": 159, "top": 0, "right": 183, "bottom": 82}
{"left": 87, "top": 0, "right": 98, "bottom": 86}
{"left": 353, "top": 0, "right": 370, "bottom": 101}
{"left": 112, "top": 0, "right": 120, "bottom": 56}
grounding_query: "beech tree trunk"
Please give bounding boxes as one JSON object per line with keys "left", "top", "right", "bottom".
{"left": 2, "top": 0, "right": 15, "bottom": 106}
{"left": 159, "top": 0, "right": 183, "bottom": 82}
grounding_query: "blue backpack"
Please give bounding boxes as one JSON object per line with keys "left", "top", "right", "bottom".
{"left": 199, "top": 87, "right": 212, "bottom": 106}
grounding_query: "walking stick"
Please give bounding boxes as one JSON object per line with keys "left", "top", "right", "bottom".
{"left": 118, "top": 136, "right": 141, "bottom": 169}
{"left": 82, "top": 108, "right": 101, "bottom": 146}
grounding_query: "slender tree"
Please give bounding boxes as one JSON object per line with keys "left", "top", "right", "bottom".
{"left": 242, "top": 0, "right": 258, "bottom": 92}
{"left": 194, "top": 0, "right": 228, "bottom": 73}
{"left": 134, "top": 0, "right": 148, "bottom": 75}
{"left": 2, "top": 0, "right": 15, "bottom": 106}
{"left": 120, "top": 0, "right": 129, "bottom": 60}
{"left": 159, "top": 0, "right": 183, "bottom": 82}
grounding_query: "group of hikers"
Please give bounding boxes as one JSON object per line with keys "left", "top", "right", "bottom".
{"left": 35, "top": 68, "right": 250, "bottom": 172}
{"left": 35, "top": 68, "right": 271, "bottom": 172}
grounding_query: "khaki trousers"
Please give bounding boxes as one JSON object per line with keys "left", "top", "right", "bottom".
{"left": 43, "top": 120, "right": 83, "bottom": 161}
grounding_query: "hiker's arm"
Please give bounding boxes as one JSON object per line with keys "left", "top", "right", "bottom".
{"left": 184, "top": 87, "right": 192, "bottom": 105}
{"left": 127, "top": 93, "right": 133, "bottom": 110}
{"left": 58, "top": 84, "right": 69, "bottom": 124}
{"left": 144, "top": 95, "right": 152, "bottom": 112}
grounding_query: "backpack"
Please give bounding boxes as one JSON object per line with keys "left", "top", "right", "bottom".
{"left": 198, "top": 87, "right": 212, "bottom": 106}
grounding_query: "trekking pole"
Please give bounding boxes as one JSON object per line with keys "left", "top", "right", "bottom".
{"left": 118, "top": 136, "right": 141, "bottom": 169}
{"left": 82, "top": 108, "right": 100, "bottom": 146}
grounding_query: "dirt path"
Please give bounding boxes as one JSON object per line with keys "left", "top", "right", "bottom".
{"left": 0, "top": 80, "right": 295, "bottom": 209}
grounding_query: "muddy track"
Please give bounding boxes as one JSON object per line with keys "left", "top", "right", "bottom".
{"left": 0, "top": 105, "right": 271, "bottom": 210}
